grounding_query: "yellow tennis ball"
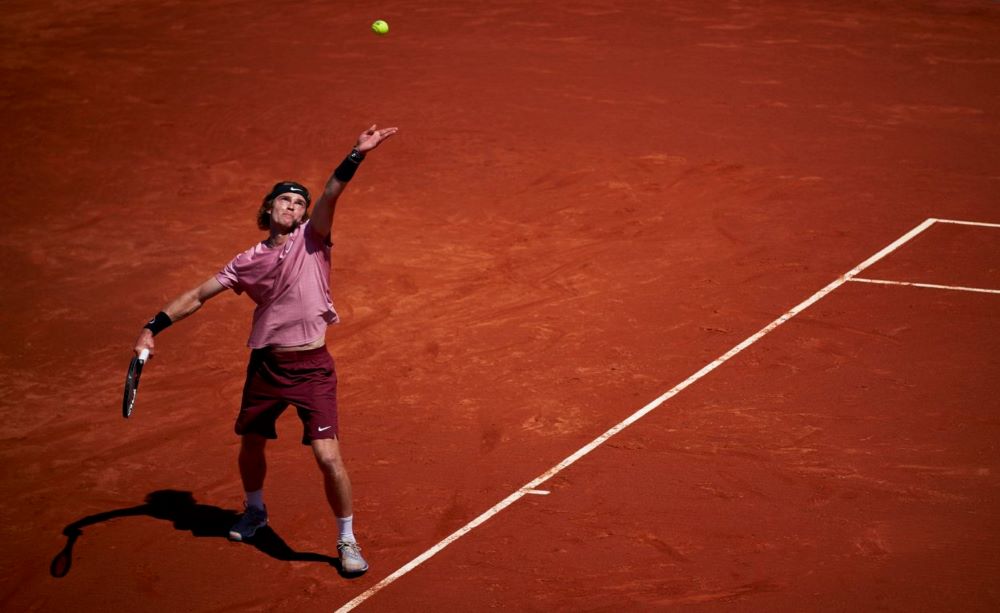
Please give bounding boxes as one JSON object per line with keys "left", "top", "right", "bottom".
{"left": 371, "top": 20, "right": 389, "bottom": 35}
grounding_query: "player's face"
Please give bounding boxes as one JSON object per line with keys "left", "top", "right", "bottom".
{"left": 269, "top": 192, "right": 308, "bottom": 231}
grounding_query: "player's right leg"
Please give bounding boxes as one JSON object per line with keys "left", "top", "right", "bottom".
{"left": 230, "top": 348, "right": 290, "bottom": 542}
{"left": 229, "top": 433, "right": 269, "bottom": 541}
{"left": 238, "top": 433, "right": 268, "bottom": 492}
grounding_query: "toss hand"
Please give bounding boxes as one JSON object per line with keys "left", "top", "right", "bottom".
{"left": 355, "top": 124, "right": 398, "bottom": 154}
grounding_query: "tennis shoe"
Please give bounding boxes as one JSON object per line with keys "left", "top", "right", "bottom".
{"left": 228, "top": 503, "right": 267, "bottom": 541}
{"left": 337, "top": 539, "right": 369, "bottom": 574}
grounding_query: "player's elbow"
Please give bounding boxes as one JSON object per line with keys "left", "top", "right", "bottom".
{"left": 183, "top": 290, "right": 206, "bottom": 315}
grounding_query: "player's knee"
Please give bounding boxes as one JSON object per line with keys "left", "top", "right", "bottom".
{"left": 315, "top": 452, "right": 347, "bottom": 478}
{"left": 239, "top": 442, "right": 266, "bottom": 462}
{"left": 240, "top": 433, "right": 268, "bottom": 452}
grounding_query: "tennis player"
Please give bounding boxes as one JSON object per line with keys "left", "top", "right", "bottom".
{"left": 132, "top": 124, "right": 398, "bottom": 575}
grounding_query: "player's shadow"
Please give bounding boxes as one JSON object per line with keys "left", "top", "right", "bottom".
{"left": 50, "top": 489, "right": 346, "bottom": 577}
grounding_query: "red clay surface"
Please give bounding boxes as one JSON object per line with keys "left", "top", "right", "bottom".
{"left": 1, "top": 1, "right": 999, "bottom": 611}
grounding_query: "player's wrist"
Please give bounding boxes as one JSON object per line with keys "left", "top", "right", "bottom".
{"left": 334, "top": 149, "right": 366, "bottom": 183}
{"left": 143, "top": 311, "right": 173, "bottom": 336}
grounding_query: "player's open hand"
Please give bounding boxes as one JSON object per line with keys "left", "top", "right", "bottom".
{"left": 355, "top": 124, "right": 398, "bottom": 154}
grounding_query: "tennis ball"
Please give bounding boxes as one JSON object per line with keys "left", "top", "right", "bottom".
{"left": 371, "top": 20, "right": 389, "bottom": 35}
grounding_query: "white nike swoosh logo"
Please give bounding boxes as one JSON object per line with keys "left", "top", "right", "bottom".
{"left": 318, "top": 426, "right": 332, "bottom": 432}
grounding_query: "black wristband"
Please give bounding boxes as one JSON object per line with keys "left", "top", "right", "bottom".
{"left": 333, "top": 149, "right": 365, "bottom": 183}
{"left": 144, "top": 311, "right": 173, "bottom": 336}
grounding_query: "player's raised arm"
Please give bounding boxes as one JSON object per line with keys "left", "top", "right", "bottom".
{"left": 133, "top": 276, "right": 228, "bottom": 357}
{"left": 308, "top": 124, "right": 399, "bottom": 240}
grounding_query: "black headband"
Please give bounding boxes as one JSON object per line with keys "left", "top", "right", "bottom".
{"left": 266, "top": 181, "right": 311, "bottom": 205}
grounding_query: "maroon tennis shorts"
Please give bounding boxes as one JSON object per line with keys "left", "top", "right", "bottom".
{"left": 235, "top": 346, "right": 339, "bottom": 445}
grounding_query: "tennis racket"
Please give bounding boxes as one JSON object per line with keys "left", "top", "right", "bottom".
{"left": 122, "top": 348, "right": 150, "bottom": 419}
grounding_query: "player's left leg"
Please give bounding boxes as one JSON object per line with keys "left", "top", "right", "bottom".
{"left": 311, "top": 437, "right": 353, "bottom": 517}
{"left": 311, "top": 438, "right": 368, "bottom": 573}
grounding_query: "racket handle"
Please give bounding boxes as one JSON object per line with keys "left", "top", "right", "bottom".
{"left": 138, "top": 348, "right": 150, "bottom": 362}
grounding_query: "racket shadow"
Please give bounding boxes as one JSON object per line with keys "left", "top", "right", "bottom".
{"left": 50, "top": 489, "right": 338, "bottom": 578}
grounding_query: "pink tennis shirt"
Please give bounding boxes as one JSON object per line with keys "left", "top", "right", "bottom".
{"left": 215, "top": 220, "right": 340, "bottom": 349}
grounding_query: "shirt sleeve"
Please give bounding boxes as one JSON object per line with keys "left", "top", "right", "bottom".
{"left": 215, "top": 254, "right": 244, "bottom": 294}
{"left": 305, "top": 219, "right": 334, "bottom": 250}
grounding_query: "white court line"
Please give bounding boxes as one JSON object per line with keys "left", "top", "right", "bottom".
{"left": 334, "top": 218, "right": 940, "bottom": 613}
{"left": 850, "top": 277, "right": 1000, "bottom": 295}
{"left": 931, "top": 218, "right": 1000, "bottom": 229}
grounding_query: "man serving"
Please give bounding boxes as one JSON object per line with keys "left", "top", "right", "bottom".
{"left": 133, "top": 124, "right": 398, "bottom": 575}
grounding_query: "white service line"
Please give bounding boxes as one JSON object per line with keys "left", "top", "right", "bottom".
{"left": 850, "top": 277, "right": 1000, "bottom": 295}
{"left": 334, "top": 218, "right": 939, "bottom": 613}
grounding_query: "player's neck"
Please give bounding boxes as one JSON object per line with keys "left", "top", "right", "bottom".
{"left": 266, "top": 224, "right": 295, "bottom": 248}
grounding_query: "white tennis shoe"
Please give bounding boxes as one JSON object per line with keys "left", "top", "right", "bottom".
{"left": 337, "top": 539, "right": 369, "bottom": 574}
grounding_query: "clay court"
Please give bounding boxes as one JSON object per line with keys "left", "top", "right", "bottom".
{"left": 2, "top": 1, "right": 999, "bottom": 611}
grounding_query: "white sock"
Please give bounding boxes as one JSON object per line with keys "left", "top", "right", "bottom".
{"left": 246, "top": 489, "right": 265, "bottom": 510}
{"left": 337, "top": 515, "right": 355, "bottom": 542}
